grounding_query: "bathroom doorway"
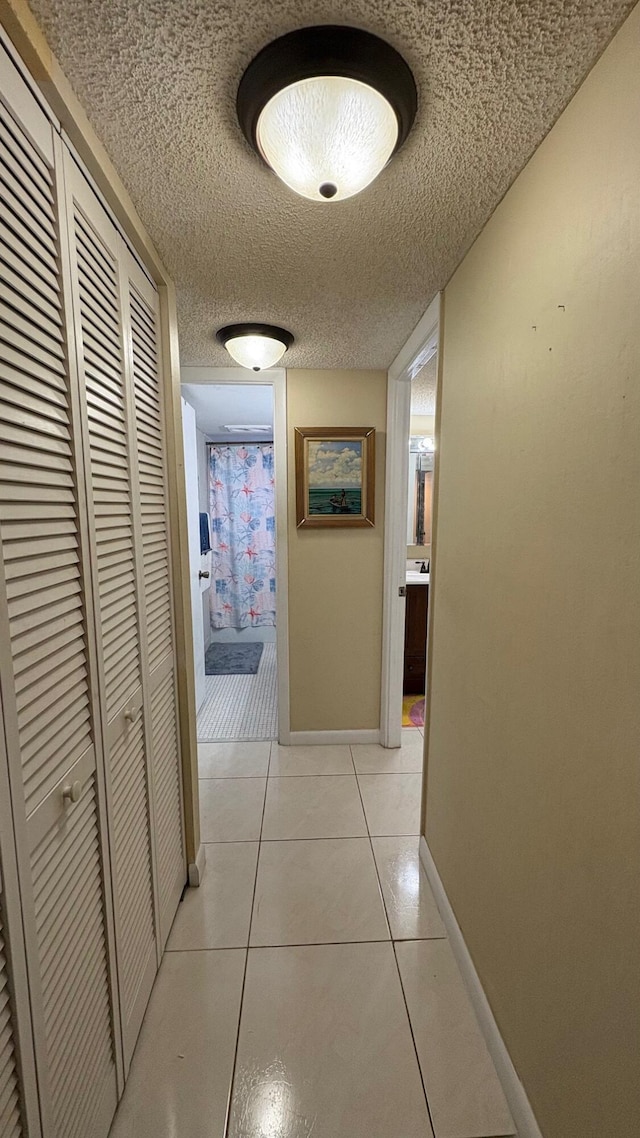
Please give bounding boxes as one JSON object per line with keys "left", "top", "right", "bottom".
{"left": 402, "top": 365, "right": 436, "bottom": 730}
{"left": 380, "top": 294, "right": 440, "bottom": 748}
{"left": 180, "top": 368, "right": 290, "bottom": 743}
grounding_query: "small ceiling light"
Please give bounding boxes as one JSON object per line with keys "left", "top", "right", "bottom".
{"left": 216, "top": 323, "right": 294, "bottom": 371}
{"left": 237, "top": 26, "right": 417, "bottom": 202}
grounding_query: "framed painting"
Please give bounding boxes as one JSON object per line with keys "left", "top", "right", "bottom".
{"left": 294, "top": 427, "right": 375, "bottom": 528}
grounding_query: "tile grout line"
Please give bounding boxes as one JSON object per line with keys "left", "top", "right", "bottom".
{"left": 199, "top": 773, "right": 271, "bottom": 781}
{"left": 392, "top": 936, "right": 439, "bottom": 1138}
{"left": 198, "top": 738, "right": 275, "bottom": 743}
{"left": 350, "top": 747, "right": 391, "bottom": 943}
{"left": 166, "top": 936, "right": 444, "bottom": 955}
{"left": 221, "top": 746, "right": 270, "bottom": 1138}
{"left": 351, "top": 744, "right": 439, "bottom": 1138}
{"left": 201, "top": 772, "right": 423, "bottom": 781}
{"left": 206, "top": 832, "right": 426, "bottom": 843}
{"left": 201, "top": 772, "right": 359, "bottom": 780}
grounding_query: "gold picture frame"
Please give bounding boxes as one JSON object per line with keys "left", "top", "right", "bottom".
{"left": 294, "top": 427, "right": 375, "bottom": 528}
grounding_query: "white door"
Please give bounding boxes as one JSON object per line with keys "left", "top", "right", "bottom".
{"left": 0, "top": 92, "right": 120, "bottom": 1137}
{"left": 126, "top": 255, "right": 185, "bottom": 949}
{"left": 0, "top": 35, "right": 187, "bottom": 1134}
{"left": 181, "top": 398, "right": 206, "bottom": 711}
{"left": 62, "top": 155, "right": 159, "bottom": 1070}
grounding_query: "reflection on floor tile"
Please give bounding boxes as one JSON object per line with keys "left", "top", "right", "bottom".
{"left": 270, "top": 743, "right": 354, "bottom": 776}
{"left": 396, "top": 939, "right": 516, "bottom": 1138}
{"left": 358, "top": 772, "right": 422, "bottom": 836}
{"left": 198, "top": 740, "right": 271, "bottom": 778}
{"left": 227, "top": 942, "right": 434, "bottom": 1138}
{"left": 372, "top": 837, "right": 446, "bottom": 941}
{"left": 351, "top": 733, "right": 424, "bottom": 774}
{"left": 250, "top": 838, "right": 389, "bottom": 946}
{"left": 199, "top": 777, "right": 266, "bottom": 842}
{"left": 109, "top": 950, "right": 245, "bottom": 1138}
{"left": 196, "top": 643, "right": 277, "bottom": 741}
{"left": 262, "top": 775, "right": 367, "bottom": 840}
{"left": 167, "top": 842, "right": 259, "bottom": 950}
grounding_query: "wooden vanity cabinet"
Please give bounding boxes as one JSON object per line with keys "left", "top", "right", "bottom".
{"left": 403, "top": 584, "right": 429, "bottom": 694}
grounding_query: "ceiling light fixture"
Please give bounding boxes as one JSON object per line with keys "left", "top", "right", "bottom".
{"left": 237, "top": 26, "right": 417, "bottom": 202}
{"left": 216, "top": 323, "right": 294, "bottom": 371}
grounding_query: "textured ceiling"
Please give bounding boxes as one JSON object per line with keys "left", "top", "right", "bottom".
{"left": 411, "top": 354, "right": 437, "bottom": 416}
{"left": 28, "top": 0, "right": 635, "bottom": 369}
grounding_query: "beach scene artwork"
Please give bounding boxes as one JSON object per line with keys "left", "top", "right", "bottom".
{"left": 307, "top": 439, "right": 363, "bottom": 515}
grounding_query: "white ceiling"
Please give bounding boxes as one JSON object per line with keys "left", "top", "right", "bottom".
{"left": 182, "top": 383, "right": 274, "bottom": 439}
{"left": 411, "top": 354, "right": 438, "bottom": 416}
{"left": 28, "top": 0, "right": 635, "bottom": 369}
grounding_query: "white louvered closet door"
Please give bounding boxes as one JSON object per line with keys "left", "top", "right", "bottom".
{"left": 123, "top": 252, "right": 185, "bottom": 948}
{"left": 62, "top": 155, "right": 159, "bottom": 1070}
{"left": 0, "top": 69, "right": 119, "bottom": 1138}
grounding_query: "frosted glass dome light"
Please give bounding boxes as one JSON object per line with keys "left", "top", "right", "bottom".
{"left": 216, "top": 323, "right": 294, "bottom": 371}
{"left": 237, "top": 26, "right": 417, "bottom": 203}
{"left": 256, "top": 76, "right": 399, "bottom": 202}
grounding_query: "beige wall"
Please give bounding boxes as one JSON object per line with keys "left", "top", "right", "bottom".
{"left": 407, "top": 544, "right": 431, "bottom": 561}
{"left": 425, "top": 8, "right": 640, "bottom": 1138}
{"left": 287, "top": 370, "right": 386, "bottom": 732}
{"left": 410, "top": 414, "right": 435, "bottom": 436}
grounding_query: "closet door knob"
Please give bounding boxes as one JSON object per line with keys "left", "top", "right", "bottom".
{"left": 124, "top": 707, "right": 139, "bottom": 724}
{"left": 199, "top": 570, "right": 210, "bottom": 579}
{"left": 62, "top": 780, "right": 82, "bottom": 804}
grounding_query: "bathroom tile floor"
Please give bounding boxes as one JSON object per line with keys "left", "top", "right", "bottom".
{"left": 110, "top": 729, "right": 516, "bottom": 1138}
{"left": 196, "top": 642, "right": 278, "bottom": 741}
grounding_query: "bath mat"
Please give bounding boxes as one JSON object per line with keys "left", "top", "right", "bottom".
{"left": 402, "top": 695, "right": 425, "bottom": 728}
{"left": 205, "top": 641, "right": 264, "bottom": 675}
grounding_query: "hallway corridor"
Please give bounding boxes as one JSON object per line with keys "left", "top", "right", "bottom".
{"left": 108, "top": 730, "right": 515, "bottom": 1138}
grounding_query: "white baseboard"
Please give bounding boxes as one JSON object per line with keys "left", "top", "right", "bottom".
{"left": 187, "top": 844, "right": 207, "bottom": 888}
{"left": 419, "top": 837, "right": 543, "bottom": 1138}
{"left": 287, "top": 729, "right": 380, "bottom": 746}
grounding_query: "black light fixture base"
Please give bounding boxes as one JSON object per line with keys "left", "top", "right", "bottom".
{"left": 216, "top": 323, "right": 295, "bottom": 350}
{"left": 237, "top": 25, "right": 417, "bottom": 162}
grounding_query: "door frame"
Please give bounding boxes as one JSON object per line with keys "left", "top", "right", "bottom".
{"left": 380, "top": 293, "right": 441, "bottom": 747}
{"left": 180, "top": 366, "right": 291, "bottom": 744}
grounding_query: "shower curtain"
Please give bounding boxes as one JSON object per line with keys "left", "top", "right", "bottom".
{"left": 208, "top": 443, "right": 276, "bottom": 629}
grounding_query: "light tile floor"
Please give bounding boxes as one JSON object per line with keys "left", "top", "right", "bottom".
{"left": 196, "top": 642, "right": 278, "bottom": 741}
{"left": 111, "top": 729, "right": 516, "bottom": 1138}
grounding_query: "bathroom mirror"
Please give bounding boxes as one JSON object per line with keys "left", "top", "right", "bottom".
{"left": 407, "top": 437, "right": 434, "bottom": 546}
